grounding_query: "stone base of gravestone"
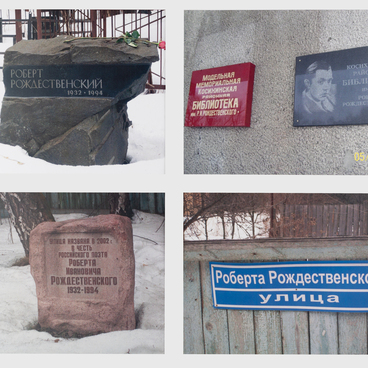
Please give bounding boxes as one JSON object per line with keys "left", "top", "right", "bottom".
{"left": 34, "top": 101, "right": 130, "bottom": 165}
{"left": 0, "top": 36, "right": 159, "bottom": 166}
{"left": 0, "top": 98, "right": 132, "bottom": 165}
{"left": 29, "top": 215, "right": 135, "bottom": 336}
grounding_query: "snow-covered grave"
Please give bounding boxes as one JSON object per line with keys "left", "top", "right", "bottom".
{"left": 0, "top": 211, "right": 164, "bottom": 353}
{"left": 0, "top": 12, "right": 165, "bottom": 173}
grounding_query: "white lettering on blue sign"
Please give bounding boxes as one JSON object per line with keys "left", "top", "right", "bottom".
{"left": 210, "top": 261, "right": 368, "bottom": 312}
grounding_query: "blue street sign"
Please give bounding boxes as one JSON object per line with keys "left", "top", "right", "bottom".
{"left": 210, "top": 261, "right": 368, "bottom": 312}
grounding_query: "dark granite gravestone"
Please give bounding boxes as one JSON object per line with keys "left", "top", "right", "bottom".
{"left": 29, "top": 215, "right": 135, "bottom": 336}
{"left": 0, "top": 36, "right": 159, "bottom": 165}
{"left": 294, "top": 46, "right": 368, "bottom": 127}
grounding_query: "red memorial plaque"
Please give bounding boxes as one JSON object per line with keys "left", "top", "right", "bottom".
{"left": 185, "top": 62, "right": 255, "bottom": 127}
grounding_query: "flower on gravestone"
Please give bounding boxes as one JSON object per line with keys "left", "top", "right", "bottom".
{"left": 64, "top": 32, "right": 166, "bottom": 50}
{"left": 117, "top": 30, "right": 141, "bottom": 48}
{"left": 116, "top": 31, "right": 166, "bottom": 50}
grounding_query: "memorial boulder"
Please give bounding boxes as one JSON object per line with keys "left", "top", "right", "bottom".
{"left": 0, "top": 36, "right": 159, "bottom": 165}
{"left": 29, "top": 214, "right": 135, "bottom": 336}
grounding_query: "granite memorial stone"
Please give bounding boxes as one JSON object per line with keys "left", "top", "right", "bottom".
{"left": 294, "top": 46, "right": 368, "bottom": 126}
{"left": 0, "top": 36, "right": 159, "bottom": 165}
{"left": 29, "top": 214, "right": 135, "bottom": 336}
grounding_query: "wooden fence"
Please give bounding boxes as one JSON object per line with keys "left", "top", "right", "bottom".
{"left": 45, "top": 193, "right": 164, "bottom": 215}
{"left": 184, "top": 237, "right": 368, "bottom": 354}
{"left": 0, "top": 193, "right": 165, "bottom": 217}
{"left": 275, "top": 203, "right": 368, "bottom": 238}
{"left": 185, "top": 202, "right": 368, "bottom": 240}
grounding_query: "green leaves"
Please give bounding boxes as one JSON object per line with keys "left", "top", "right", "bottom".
{"left": 117, "top": 30, "right": 141, "bottom": 47}
{"left": 131, "top": 30, "right": 140, "bottom": 39}
{"left": 115, "top": 30, "right": 165, "bottom": 50}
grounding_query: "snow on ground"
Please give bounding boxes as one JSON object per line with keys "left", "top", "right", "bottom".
{"left": 127, "top": 93, "right": 165, "bottom": 165}
{"left": 0, "top": 78, "right": 165, "bottom": 173}
{"left": 0, "top": 211, "right": 165, "bottom": 353}
{"left": 184, "top": 214, "right": 270, "bottom": 241}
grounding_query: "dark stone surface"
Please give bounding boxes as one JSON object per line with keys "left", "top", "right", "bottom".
{"left": 3, "top": 64, "right": 151, "bottom": 98}
{"left": 294, "top": 46, "right": 368, "bottom": 127}
{"left": 0, "top": 97, "right": 113, "bottom": 155}
{"left": 4, "top": 35, "right": 159, "bottom": 65}
{"left": 34, "top": 103, "right": 130, "bottom": 165}
{"left": 0, "top": 35, "right": 158, "bottom": 165}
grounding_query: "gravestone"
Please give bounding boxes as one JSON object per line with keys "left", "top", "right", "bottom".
{"left": 29, "top": 214, "right": 135, "bottom": 336}
{"left": 0, "top": 35, "right": 159, "bottom": 165}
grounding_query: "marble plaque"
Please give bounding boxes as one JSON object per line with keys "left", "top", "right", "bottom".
{"left": 294, "top": 46, "right": 368, "bottom": 126}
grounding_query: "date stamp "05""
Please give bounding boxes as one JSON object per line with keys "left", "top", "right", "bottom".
{"left": 354, "top": 152, "right": 368, "bottom": 161}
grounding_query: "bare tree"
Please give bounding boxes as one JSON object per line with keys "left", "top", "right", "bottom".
{"left": 184, "top": 193, "right": 271, "bottom": 239}
{"left": 0, "top": 193, "right": 55, "bottom": 257}
{"left": 108, "top": 193, "right": 134, "bottom": 219}
{"left": 183, "top": 193, "right": 229, "bottom": 233}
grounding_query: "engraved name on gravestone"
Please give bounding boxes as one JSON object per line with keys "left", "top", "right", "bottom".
{"left": 46, "top": 233, "right": 118, "bottom": 299}
{"left": 4, "top": 64, "right": 150, "bottom": 98}
{"left": 29, "top": 215, "right": 135, "bottom": 336}
{"left": 294, "top": 46, "right": 368, "bottom": 126}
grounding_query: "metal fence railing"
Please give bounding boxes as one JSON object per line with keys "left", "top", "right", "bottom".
{"left": 0, "top": 9, "right": 165, "bottom": 89}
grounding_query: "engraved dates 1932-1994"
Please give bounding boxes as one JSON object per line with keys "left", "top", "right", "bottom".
{"left": 4, "top": 64, "right": 150, "bottom": 98}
